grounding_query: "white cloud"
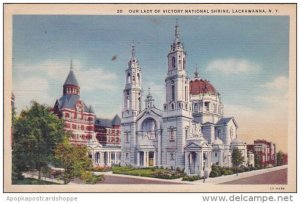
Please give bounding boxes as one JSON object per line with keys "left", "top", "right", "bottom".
{"left": 261, "top": 76, "right": 288, "bottom": 90}
{"left": 256, "top": 76, "right": 289, "bottom": 105}
{"left": 13, "top": 77, "right": 54, "bottom": 112}
{"left": 206, "top": 58, "right": 260, "bottom": 74}
{"left": 13, "top": 59, "right": 119, "bottom": 113}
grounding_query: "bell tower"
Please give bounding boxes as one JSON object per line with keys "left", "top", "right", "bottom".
{"left": 162, "top": 21, "right": 192, "bottom": 170}
{"left": 164, "top": 21, "right": 190, "bottom": 113}
{"left": 122, "top": 42, "right": 142, "bottom": 118}
{"left": 121, "top": 42, "right": 143, "bottom": 167}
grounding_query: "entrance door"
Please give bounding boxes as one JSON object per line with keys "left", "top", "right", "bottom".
{"left": 148, "top": 152, "right": 154, "bottom": 167}
{"left": 189, "top": 152, "right": 197, "bottom": 174}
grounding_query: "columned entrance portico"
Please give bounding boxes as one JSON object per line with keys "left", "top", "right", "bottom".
{"left": 137, "top": 150, "right": 156, "bottom": 167}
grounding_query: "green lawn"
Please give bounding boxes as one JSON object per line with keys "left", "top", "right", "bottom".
{"left": 112, "top": 166, "right": 184, "bottom": 179}
{"left": 12, "top": 178, "right": 58, "bottom": 185}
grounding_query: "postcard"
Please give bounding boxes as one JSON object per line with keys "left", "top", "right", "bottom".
{"left": 3, "top": 3, "right": 296, "bottom": 192}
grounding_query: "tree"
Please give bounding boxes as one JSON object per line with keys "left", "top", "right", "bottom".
{"left": 277, "top": 151, "right": 285, "bottom": 166}
{"left": 254, "top": 153, "right": 261, "bottom": 168}
{"left": 231, "top": 148, "right": 244, "bottom": 175}
{"left": 54, "top": 137, "right": 92, "bottom": 184}
{"left": 12, "top": 101, "right": 66, "bottom": 181}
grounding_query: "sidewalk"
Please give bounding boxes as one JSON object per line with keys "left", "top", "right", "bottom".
{"left": 23, "top": 172, "right": 64, "bottom": 184}
{"left": 92, "top": 165, "right": 287, "bottom": 185}
{"left": 194, "top": 165, "right": 288, "bottom": 184}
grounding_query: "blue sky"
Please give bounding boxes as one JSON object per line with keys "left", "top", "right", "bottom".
{"left": 12, "top": 15, "right": 289, "bottom": 151}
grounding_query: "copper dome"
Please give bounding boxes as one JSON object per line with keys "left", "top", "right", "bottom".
{"left": 189, "top": 79, "right": 217, "bottom": 95}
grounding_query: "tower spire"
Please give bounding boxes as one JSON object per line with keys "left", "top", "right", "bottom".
{"left": 175, "top": 19, "right": 180, "bottom": 42}
{"left": 194, "top": 65, "right": 200, "bottom": 78}
{"left": 131, "top": 40, "right": 136, "bottom": 58}
{"left": 70, "top": 59, "right": 73, "bottom": 70}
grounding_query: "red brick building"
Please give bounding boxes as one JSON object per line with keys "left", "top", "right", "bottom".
{"left": 247, "top": 139, "right": 276, "bottom": 167}
{"left": 53, "top": 62, "right": 121, "bottom": 166}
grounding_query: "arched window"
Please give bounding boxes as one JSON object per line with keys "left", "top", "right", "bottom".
{"left": 142, "top": 118, "right": 156, "bottom": 132}
{"left": 172, "top": 56, "right": 176, "bottom": 68}
{"left": 126, "top": 96, "right": 130, "bottom": 109}
{"left": 127, "top": 73, "right": 131, "bottom": 83}
{"left": 216, "top": 129, "right": 221, "bottom": 140}
{"left": 138, "top": 97, "right": 141, "bottom": 110}
{"left": 137, "top": 73, "right": 140, "bottom": 84}
{"left": 171, "top": 81, "right": 175, "bottom": 101}
{"left": 183, "top": 58, "right": 186, "bottom": 69}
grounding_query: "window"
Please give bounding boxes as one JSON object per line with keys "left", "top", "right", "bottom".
{"left": 169, "top": 128, "right": 175, "bottom": 141}
{"left": 194, "top": 103, "right": 198, "bottom": 112}
{"left": 137, "top": 73, "right": 140, "bottom": 84}
{"left": 203, "top": 152, "right": 207, "bottom": 160}
{"left": 172, "top": 56, "right": 176, "bottom": 68}
{"left": 171, "top": 82, "right": 175, "bottom": 101}
{"left": 142, "top": 118, "right": 156, "bottom": 132}
{"left": 138, "top": 97, "right": 141, "bottom": 110}
{"left": 170, "top": 152, "right": 175, "bottom": 160}
{"left": 185, "top": 86, "right": 187, "bottom": 101}
{"left": 125, "top": 133, "right": 129, "bottom": 143}
{"left": 215, "top": 152, "right": 218, "bottom": 157}
{"left": 127, "top": 73, "right": 131, "bottom": 83}
{"left": 205, "top": 102, "right": 210, "bottom": 111}
{"left": 185, "top": 128, "right": 188, "bottom": 139}
{"left": 217, "top": 129, "right": 221, "bottom": 140}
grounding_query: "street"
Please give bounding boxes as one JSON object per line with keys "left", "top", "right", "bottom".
{"left": 221, "top": 168, "right": 287, "bottom": 184}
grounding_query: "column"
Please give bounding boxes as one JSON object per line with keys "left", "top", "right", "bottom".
{"left": 196, "top": 152, "right": 199, "bottom": 174}
{"left": 153, "top": 152, "right": 156, "bottom": 166}
{"left": 199, "top": 151, "right": 203, "bottom": 173}
{"left": 184, "top": 152, "right": 189, "bottom": 174}
{"left": 146, "top": 151, "right": 149, "bottom": 167}
{"left": 137, "top": 152, "right": 140, "bottom": 166}
{"left": 143, "top": 151, "right": 147, "bottom": 167}
{"left": 158, "top": 131, "right": 162, "bottom": 166}
{"left": 108, "top": 152, "right": 111, "bottom": 166}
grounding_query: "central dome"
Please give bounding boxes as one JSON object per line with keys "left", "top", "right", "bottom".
{"left": 189, "top": 79, "right": 217, "bottom": 95}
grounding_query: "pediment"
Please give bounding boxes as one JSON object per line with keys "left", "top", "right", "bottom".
{"left": 185, "top": 142, "right": 201, "bottom": 149}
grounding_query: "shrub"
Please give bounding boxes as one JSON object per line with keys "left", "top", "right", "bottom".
{"left": 81, "top": 171, "right": 104, "bottom": 184}
{"left": 93, "top": 166, "right": 112, "bottom": 172}
{"left": 210, "top": 164, "right": 222, "bottom": 177}
{"left": 209, "top": 170, "right": 220, "bottom": 178}
{"left": 182, "top": 175, "right": 202, "bottom": 181}
{"left": 222, "top": 169, "right": 233, "bottom": 175}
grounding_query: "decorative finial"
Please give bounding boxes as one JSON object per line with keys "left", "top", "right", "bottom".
{"left": 131, "top": 40, "right": 135, "bottom": 58}
{"left": 70, "top": 59, "right": 73, "bottom": 70}
{"left": 148, "top": 87, "right": 151, "bottom": 95}
{"left": 194, "top": 65, "right": 199, "bottom": 78}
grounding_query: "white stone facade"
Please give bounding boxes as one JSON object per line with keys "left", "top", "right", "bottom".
{"left": 121, "top": 23, "right": 249, "bottom": 177}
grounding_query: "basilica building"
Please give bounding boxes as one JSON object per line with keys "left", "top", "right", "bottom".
{"left": 121, "top": 22, "right": 250, "bottom": 177}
